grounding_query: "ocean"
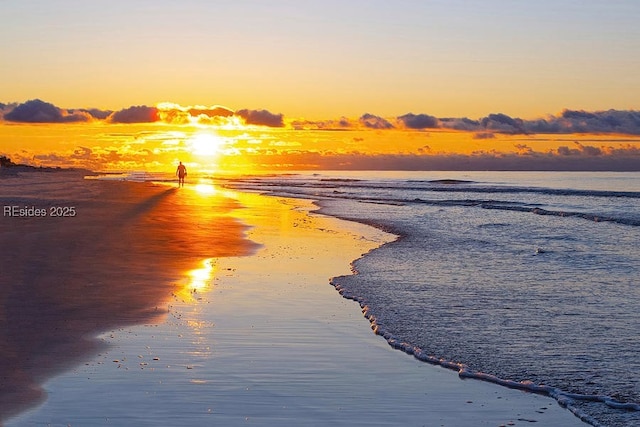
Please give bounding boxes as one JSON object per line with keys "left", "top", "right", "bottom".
{"left": 222, "top": 171, "right": 640, "bottom": 427}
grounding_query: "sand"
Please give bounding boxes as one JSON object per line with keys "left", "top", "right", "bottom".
{"left": 2, "top": 174, "right": 587, "bottom": 426}
{"left": 0, "top": 173, "right": 256, "bottom": 421}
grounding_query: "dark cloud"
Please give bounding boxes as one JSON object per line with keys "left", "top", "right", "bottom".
{"left": 338, "top": 117, "right": 352, "bottom": 127}
{"left": 557, "top": 142, "right": 604, "bottom": 157}
{"left": 575, "top": 142, "right": 602, "bottom": 156}
{"left": 291, "top": 117, "right": 354, "bottom": 130}
{"left": 397, "top": 113, "right": 439, "bottom": 129}
{"left": 562, "top": 110, "right": 597, "bottom": 120}
{"left": 481, "top": 113, "right": 526, "bottom": 134}
{"left": 80, "top": 108, "right": 112, "bottom": 120}
{"left": 108, "top": 105, "right": 159, "bottom": 123}
{"left": 439, "top": 117, "right": 481, "bottom": 131}
{"left": 235, "top": 109, "right": 284, "bottom": 127}
{"left": 464, "top": 109, "right": 640, "bottom": 135}
{"left": 473, "top": 132, "right": 495, "bottom": 139}
{"left": 235, "top": 147, "right": 640, "bottom": 172}
{"left": 0, "top": 103, "right": 13, "bottom": 120}
{"left": 360, "top": 113, "right": 394, "bottom": 129}
{"left": 521, "top": 118, "right": 562, "bottom": 134}
{"left": 3, "top": 99, "right": 91, "bottom": 123}
{"left": 427, "top": 114, "right": 528, "bottom": 133}
{"left": 431, "top": 110, "right": 640, "bottom": 135}
{"left": 552, "top": 109, "right": 640, "bottom": 134}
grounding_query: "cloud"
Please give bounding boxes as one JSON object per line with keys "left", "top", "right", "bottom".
{"left": 470, "top": 109, "right": 640, "bottom": 135}
{"left": 360, "top": 113, "right": 394, "bottom": 129}
{"left": 575, "top": 142, "right": 602, "bottom": 156}
{"left": 557, "top": 142, "right": 603, "bottom": 156}
{"left": 552, "top": 109, "right": 640, "bottom": 134}
{"left": 20, "top": 142, "right": 166, "bottom": 171}
{"left": 154, "top": 104, "right": 236, "bottom": 125}
{"left": 2, "top": 98, "right": 640, "bottom": 137}
{"left": 480, "top": 113, "right": 526, "bottom": 134}
{"left": 438, "top": 117, "right": 480, "bottom": 131}
{"left": 3, "top": 99, "right": 91, "bottom": 123}
{"left": 235, "top": 109, "right": 284, "bottom": 127}
{"left": 409, "top": 113, "right": 528, "bottom": 134}
{"left": 473, "top": 132, "right": 495, "bottom": 139}
{"left": 80, "top": 108, "right": 113, "bottom": 120}
{"left": 291, "top": 117, "right": 354, "bottom": 130}
{"left": 514, "top": 144, "right": 533, "bottom": 155}
{"left": 189, "top": 106, "right": 241, "bottom": 126}
{"left": 31, "top": 153, "right": 71, "bottom": 164}
{"left": 189, "top": 106, "right": 234, "bottom": 118}
{"left": 71, "top": 146, "right": 94, "bottom": 159}
{"left": 232, "top": 147, "right": 640, "bottom": 172}
{"left": 397, "top": 113, "right": 439, "bottom": 129}
{"left": 0, "top": 103, "right": 14, "bottom": 120}
{"left": 108, "top": 105, "right": 159, "bottom": 123}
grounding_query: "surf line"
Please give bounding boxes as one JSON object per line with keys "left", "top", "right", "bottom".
{"left": 330, "top": 280, "right": 640, "bottom": 427}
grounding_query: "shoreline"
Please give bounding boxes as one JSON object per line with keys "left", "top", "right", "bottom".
{"left": 316, "top": 198, "right": 609, "bottom": 424}
{"left": 7, "top": 183, "right": 587, "bottom": 426}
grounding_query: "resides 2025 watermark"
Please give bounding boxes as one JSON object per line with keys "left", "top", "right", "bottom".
{"left": 3, "top": 205, "right": 77, "bottom": 217}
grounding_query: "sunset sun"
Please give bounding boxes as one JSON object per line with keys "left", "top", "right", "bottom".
{"left": 189, "top": 132, "right": 224, "bottom": 156}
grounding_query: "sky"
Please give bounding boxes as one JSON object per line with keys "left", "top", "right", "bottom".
{"left": 2, "top": 0, "right": 639, "bottom": 118}
{"left": 1, "top": 0, "right": 639, "bottom": 172}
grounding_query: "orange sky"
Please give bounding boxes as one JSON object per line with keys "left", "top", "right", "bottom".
{"left": 2, "top": 106, "right": 639, "bottom": 173}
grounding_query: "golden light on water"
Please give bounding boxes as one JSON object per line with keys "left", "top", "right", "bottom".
{"left": 189, "top": 258, "right": 215, "bottom": 292}
{"left": 176, "top": 258, "right": 216, "bottom": 302}
{"left": 192, "top": 181, "right": 217, "bottom": 196}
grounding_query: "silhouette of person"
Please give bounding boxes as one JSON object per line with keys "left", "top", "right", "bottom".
{"left": 176, "top": 161, "right": 187, "bottom": 187}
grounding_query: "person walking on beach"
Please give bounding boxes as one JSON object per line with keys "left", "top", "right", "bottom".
{"left": 176, "top": 161, "right": 187, "bottom": 187}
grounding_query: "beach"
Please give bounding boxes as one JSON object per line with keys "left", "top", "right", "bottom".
{"left": 0, "top": 172, "right": 256, "bottom": 422}
{"left": 1, "top": 173, "right": 587, "bottom": 426}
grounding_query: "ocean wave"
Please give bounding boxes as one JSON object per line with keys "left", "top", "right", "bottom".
{"left": 331, "top": 279, "right": 639, "bottom": 427}
{"left": 227, "top": 182, "right": 640, "bottom": 227}
{"left": 227, "top": 177, "right": 640, "bottom": 199}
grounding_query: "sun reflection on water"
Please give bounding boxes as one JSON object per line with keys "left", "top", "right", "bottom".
{"left": 189, "top": 258, "right": 215, "bottom": 293}
{"left": 192, "top": 180, "right": 217, "bottom": 195}
{"left": 177, "top": 258, "right": 216, "bottom": 301}
{"left": 188, "top": 179, "right": 240, "bottom": 200}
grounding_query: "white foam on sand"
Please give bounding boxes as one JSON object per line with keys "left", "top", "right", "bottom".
{"left": 8, "top": 190, "right": 588, "bottom": 426}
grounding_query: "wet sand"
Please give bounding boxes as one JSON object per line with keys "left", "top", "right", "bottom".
{"left": 0, "top": 172, "right": 256, "bottom": 421}
{"left": 4, "top": 177, "right": 587, "bottom": 426}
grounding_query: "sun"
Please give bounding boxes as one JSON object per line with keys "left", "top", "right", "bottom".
{"left": 189, "top": 132, "right": 224, "bottom": 156}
